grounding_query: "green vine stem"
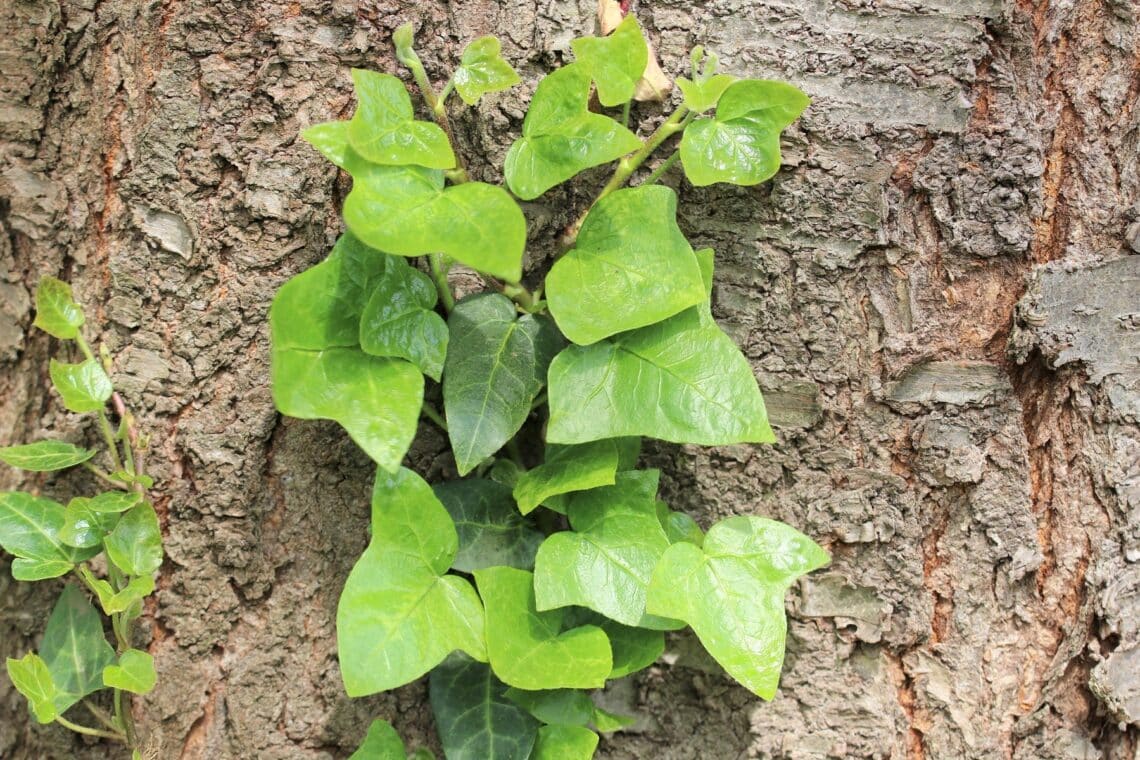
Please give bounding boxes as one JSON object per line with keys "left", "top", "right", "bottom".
{"left": 643, "top": 150, "right": 680, "bottom": 186}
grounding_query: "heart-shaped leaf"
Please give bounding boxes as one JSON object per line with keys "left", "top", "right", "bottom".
{"left": 40, "top": 586, "right": 116, "bottom": 711}
{"left": 358, "top": 257, "right": 447, "bottom": 381}
{"left": 49, "top": 359, "right": 112, "bottom": 413}
{"left": 60, "top": 497, "right": 121, "bottom": 549}
{"left": 0, "top": 492, "right": 95, "bottom": 573}
{"left": 5, "top": 653, "right": 60, "bottom": 723}
{"left": 433, "top": 479, "right": 543, "bottom": 572}
{"left": 646, "top": 516, "right": 829, "bottom": 698}
{"left": 0, "top": 441, "right": 95, "bottom": 472}
{"left": 102, "top": 649, "right": 156, "bottom": 694}
{"left": 676, "top": 74, "right": 735, "bottom": 113}
{"left": 503, "top": 64, "right": 641, "bottom": 200}
{"left": 546, "top": 185, "right": 705, "bottom": 345}
{"left": 475, "top": 566, "right": 611, "bottom": 690}
{"left": 347, "top": 69, "right": 455, "bottom": 169}
{"left": 680, "top": 79, "right": 809, "bottom": 187}
{"left": 512, "top": 440, "right": 621, "bottom": 515}
{"left": 302, "top": 120, "right": 352, "bottom": 169}
{"left": 454, "top": 36, "right": 521, "bottom": 105}
{"left": 532, "top": 725, "right": 599, "bottom": 759}
{"left": 349, "top": 718, "right": 414, "bottom": 760}
{"left": 430, "top": 654, "right": 538, "bottom": 760}
{"left": 33, "top": 277, "right": 84, "bottom": 340}
{"left": 103, "top": 502, "right": 163, "bottom": 576}
{"left": 571, "top": 13, "right": 648, "bottom": 107}
{"left": 81, "top": 570, "right": 154, "bottom": 615}
{"left": 337, "top": 468, "right": 486, "bottom": 696}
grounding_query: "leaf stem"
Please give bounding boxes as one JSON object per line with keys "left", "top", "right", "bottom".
{"left": 55, "top": 715, "right": 127, "bottom": 742}
{"left": 421, "top": 402, "right": 448, "bottom": 432}
{"left": 82, "top": 462, "right": 130, "bottom": 490}
{"left": 643, "top": 150, "right": 680, "bottom": 185}
{"left": 620, "top": 100, "right": 631, "bottom": 128}
{"left": 396, "top": 32, "right": 469, "bottom": 177}
{"left": 113, "top": 685, "right": 139, "bottom": 748}
{"left": 83, "top": 699, "right": 120, "bottom": 732}
{"left": 96, "top": 410, "right": 125, "bottom": 474}
{"left": 428, "top": 254, "right": 456, "bottom": 313}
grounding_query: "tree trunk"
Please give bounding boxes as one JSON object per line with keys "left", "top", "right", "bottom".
{"left": 1, "top": 0, "right": 1137, "bottom": 758}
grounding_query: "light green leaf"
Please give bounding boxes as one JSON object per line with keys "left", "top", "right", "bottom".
{"left": 504, "top": 64, "right": 642, "bottom": 200}
{"left": 0, "top": 441, "right": 95, "bottom": 472}
{"left": 11, "top": 558, "right": 75, "bottom": 581}
{"left": 546, "top": 185, "right": 705, "bottom": 345}
{"left": 513, "top": 440, "right": 620, "bottom": 515}
{"left": 6, "top": 653, "right": 60, "bottom": 723}
{"left": 302, "top": 120, "right": 352, "bottom": 169}
{"left": 82, "top": 570, "right": 155, "bottom": 615}
{"left": 49, "top": 359, "right": 112, "bottom": 413}
{"left": 504, "top": 687, "right": 594, "bottom": 726}
{"left": 531, "top": 724, "right": 598, "bottom": 760}
{"left": 102, "top": 649, "right": 156, "bottom": 694}
{"left": 680, "top": 79, "right": 809, "bottom": 187}
{"left": 433, "top": 479, "right": 543, "bottom": 572}
{"left": 40, "top": 586, "right": 116, "bottom": 711}
{"left": 646, "top": 516, "right": 829, "bottom": 698}
{"left": 33, "top": 277, "right": 84, "bottom": 340}
{"left": 454, "top": 36, "right": 521, "bottom": 105}
{"left": 337, "top": 468, "right": 486, "bottom": 696}
{"left": 533, "top": 471, "right": 679, "bottom": 629}
{"left": 443, "top": 295, "right": 562, "bottom": 475}
{"left": 60, "top": 497, "right": 121, "bottom": 549}
{"left": 359, "top": 256, "right": 448, "bottom": 381}
{"left": 85, "top": 491, "right": 145, "bottom": 513}
{"left": 591, "top": 706, "right": 635, "bottom": 733}
{"left": 571, "top": 14, "right": 648, "bottom": 107}
{"left": 0, "top": 492, "right": 94, "bottom": 569}
{"left": 430, "top": 654, "right": 538, "bottom": 760}
{"left": 347, "top": 69, "right": 455, "bottom": 169}
{"left": 103, "top": 502, "right": 163, "bottom": 576}
{"left": 343, "top": 161, "right": 525, "bottom": 282}
{"left": 565, "top": 608, "right": 664, "bottom": 679}
{"left": 547, "top": 308, "right": 776, "bottom": 446}
{"left": 676, "top": 74, "right": 736, "bottom": 113}
{"left": 349, "top": 718, "right": 408, "bottom": 760}
{"left": 657, "top": 502, "right": 704, "bottom": 547}
{"left": 475, "top": 566, "right": 611, "bottom": 690}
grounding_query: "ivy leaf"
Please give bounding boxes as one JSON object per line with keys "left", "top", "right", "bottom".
{"left": 85, "top": 492, "right": 145, "bottom": 513}
{"left": 676, "top": 74, "right": 736, "bottom": 113}
{"left": 433, "top": 479, "right": 543, "bottom": 572}
{"left": 503, "top": 64, "right": 642, "bottom": 200}
{"left": 347, "top": 69, "right": 455, "bottom": 169}
{"left": 546, "top": 185, "right": 705, "bottom": 345}
{"left": 301, "top": 120, "right": 352, "bottom": 170}
{"left": 512, "top": 440, "right": 621, "bottom": 515}
{"left": 443, "top": 295, "right": 560, "bottom": 475}
{"left": 591, "top": 706, "right": 635, "bottom": 733}
{"left": 349, "top": 718, "right": 415, "bottom": 759}
{"left": 33, "top": 277, "right": 84, "bottom": 340}
{"left": 82, "top": 571, "right": 155, "bottom": 616}
{"left": 49, "top": 359, "right": 112, "bottom": 413}
{"left": 0, "top": 441, "right": 95, "bottom": 472}
{"left": 454, "top": 36, "right": 521, "bottom": 105}
{"left": 504, "top": 687, "right": 594, "bottom": 726}
{"left": 102, "top": 649, "right": 156, "bottom": 695}
{"left": 11, "top": 558, "right": 75, "bottom": 581}
{"left": 344, "top": 162, "right": 525, "bottom": 282}
{"left": 5, "top": 653, "right": 60, "bottom": 723}
{"left": 60, "top": 497, "right": 121, "bottom": 549}
{"left": 546, "top": 309, "right": 776, "bottom": 446}
{"left": 531, "top": 725, "right": 599, "bottom": 759}
{"left": 475, "top": 566, "right": 612, "bottom": 690}
{"left": 337, "top": 468, "right": 486, "bottom": 696}
{"left": 359, "top": 256, "right": 448, "bottom": 382}
{"left": 40, "top": 586, "right": 116, "bottom": 711}
{"left": 679, "top": 79, "right": 809, "bottom": 187}
{"left": 646, "top": 516, "right": 829, "bottom": 698}
{"left": 103, "top": 502, "right": 163, "bottom": 576}
{"left": 533, "top": 471, "right": 680, "bottom": 629}
{"left": 565, "top": 608, "right": 664, "bottom": 679}
{"left": 571, "top": 13, "right": 648, "bottom": 107}
{"left": 0, "top": 492, "right": 94, "bottom": 573}
{"left": 430, "top": 654, "right": 539, "bottom": 760}
{"left": 657, "top": 502, "right": 705, "bottom": 547}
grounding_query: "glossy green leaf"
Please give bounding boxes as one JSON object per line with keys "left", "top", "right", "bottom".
{"left": 0, "top": 441, "right": 95, "bottom": 472}
{"left": 531, "top": 724, "right": 598, "bottom": 760}
{"left": 533, "top": 471, "right": 678, "bottom": 629}
{"left": 359, "top": 256, "right": 448, "bottom": 381}
{"left": 6, "top": 653, "right": 59, "bottom": 723}
{"left": 546, "top": 186, "right": 705, "bottom": 345}
{"left": 646, "top": 516, "right": 829, "bottom": 698}
{"left": 102, "top": 649, "right": 156, "bottom": 694}
{"left": 338, "top": 468, "right": 486, "bottom": 696}
{"left": 430, "top": 654, "right": 539, "bottom": 760}
{"left": 11, "top": 558, "right": 74, "bottom": 581}
{"left": 565, "top": 608, "right": 664, "bottom": 679}
{"left": 85, "top": 491, "right": 145, "bottom": 513}
{"left": 513, "top": 440, "right": 620, "bottom": 515}
{"left": 591, "top": 706, "right": 635, "bottom": 733}
{"left": 676, "top": 74, "right": 735, "bottom": 113}
{"left": 0, "top": 492, "right": 93, "bottom": 570}
{"left": 680, "top": 79, "right": 809, "bottom": 187}
{"left": 571, "top": 14, "right": 648, "bottom": 107}
{"left": 504, "top": 64, "right": 642, "bottom": 200}
{"left": 33, "top": 277, "right": 84, "bottom": 340}
{"left": 475, "top": 566, "right": 611, "bottom": 690}
{"left": 103, "top": 502, "right": 163, "bottom": 576}
{"left": 657, "top": 502, "right": 704, "bottom": 547}
{"left": 433, "top": 479, "right": 543, "bottom": 572}
{"left": 81, "top": 569, "right": 155, "bottom": 615}
{"left": 349, "top": 718, "right": 407, "bottom": 760}
{"left": 504, "top": 687, "right": 594, "bottom": 726}
{"left": 302, "top": 120, "right": 352, "bottom": 170}
{"left": 547, "top": 308, "right": 776, "bottom": 446}
{"left": 444, "top": 295, "right": 561, "bottom": 475}
{"left": 344, "top": 162, "right": 525, "bottom": 282}
{"left": 40, "top": 586, "right": 116, "bottom": 711}
{"left": 454, "top": 36, "right": 521, "bottom": 105}
{"left": 49, "top": 359, "right": 112, "bottom": 413}
{"left": 347, "top": 70, "right": 455, "bottom": 169}
{"left": 60, "top": 497, "right": 121, "bottom": 549}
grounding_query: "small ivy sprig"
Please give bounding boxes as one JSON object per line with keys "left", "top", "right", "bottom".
{"left": 274, "top": 15, "right": 827, "bottom": 759}
{"left": 1, "top": 278, "right": 162, "bottom": 758}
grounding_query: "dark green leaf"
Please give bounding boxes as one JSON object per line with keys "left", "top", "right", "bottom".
{"left": 531, "top": 724, "right": 598, "bottom": 759}
{"left": 102, "top": 649, "right": 156, "bottom": 694}
{"left": 433, "top": 479, "right": 543, "bottom": 572}
{"left": 60, "top": 497, "right": 121, "bottom": 549}
{"left": 359, "top": 256, "right": 448, "bottom": 381}
{"left": 49, "top": 359, "right": 112, "bottom": 413}
{"left": 103, "top": 502, "right": 163, "bottom": 576}
{"left": 302, "top": 120, "right": 352, "bottom": 169}
{"left": 349, "top": 718, "right": 408, "bottom": 760}
{"left": 475, "top": 566, "right": 611, "bottom": 690}
{"left": 40, "top": 586, "right": 116, "bottom": 711}
{"left": 504, "top": 687, "right": 594, "bottom": 726}
{"left": 646, "top": 516, "right": 829, "bottom": 698}
{"left": 33, "top": 277, "right": 84, "bottom": 340}
{"left": 454, "top": 36, "right": 521, "bottom": 105}
{"left": 347, "top": 70, "right": 455, "bottom": 169}
{"left": 6, "top": 653, "right": 59, "bottom": 723}
{"left": 504, "top": 64, "right": 642, "bottom": 200}
{"left": 0, "top": 442, "right": 95, "bottom": 472}
{"left": 513, "top": 440, "right": 620, "bottom": 515}
{"left": 571, "top": 14, "right": 648, "bottom": 107}
{"left": 565, "top": 609, "right": 664, "bottom": 679}
{"left": 430, "top": 654, "right": 539, "bottom": 760}
{"left": 337, "top": 468, "right": 486, "bottom": 696}
{"left": 0, "top": 492, "right": 93, "bottom": 570}
{"left": 546, "top": 186, "right": 705, "bottom": 345}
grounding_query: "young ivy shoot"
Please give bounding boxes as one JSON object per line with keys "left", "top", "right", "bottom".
{"left": 271, "top": 15, "right": 829, "bottom": 760}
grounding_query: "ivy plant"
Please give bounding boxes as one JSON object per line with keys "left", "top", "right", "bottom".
{"left": 272, "top": 16, "right": 827, "bottom": 759}
{"left": 1, "top": 278, "right": 163, "bottom": 758}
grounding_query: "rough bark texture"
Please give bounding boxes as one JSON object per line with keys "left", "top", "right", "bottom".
{"left": 1, "top": 0, "right": 1138, "bottom": 758}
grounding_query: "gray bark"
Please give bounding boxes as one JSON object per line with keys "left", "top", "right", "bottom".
{"left": 1, "top": 0, "right": 1137, "bottom": 758}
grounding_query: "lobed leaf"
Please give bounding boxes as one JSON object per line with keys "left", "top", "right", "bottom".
{"left": 676, "top": 74, "right": 736, "bottom": 113}
{"left": 433, "top": 478, "right": 543, "bottom": 572}
{"left": 347, "top": 70, "right": 455, "bottom": 169}
{"left": 11, "top": 558, "right": 75, "bottom": 581}
{"left": 358, "top": 255, "right": 448, "bottom": 381}
{"left": 83, "top": 571, "right": 155, "bottom": 616}
{"left": 40, "top": 586, "right": 116, "bottom": 712}
{"left": 571, "top": 14, "right": 649, "bottom": 107}
{"left": 102, "top": 649, "right": 156, "bottom": 695}
{"left": 33, "top": 277, "right": 84, "bottom": 340}
{"left": 531, "top": 724, "right": 599, "bottom": 759}
{"left": 454, "top": 36, "right": 521, "bottom": 105}
{"left": 103, "top": 502, "right": 163, "bottom": 576}
{"left": 429, "top": 654, "right": 538, "bottom": 760}
{"left": 512, "top": 440, "right": 621, "bottom": 515}
{"left": 49, "top": 359, "right": 112, "bottom": 413}
{"left": 0, "top": 441, "right": 95, "bottom": 472}
{"left": 564, "top": 608, "right": 665, "bottom": 679}
{"left": 5, "top": 653, "right": 59, "bottom": 723}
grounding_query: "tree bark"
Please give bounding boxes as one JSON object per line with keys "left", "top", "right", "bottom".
{"left": 1, "top": 0, "right": 1137, "bottom": 758}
